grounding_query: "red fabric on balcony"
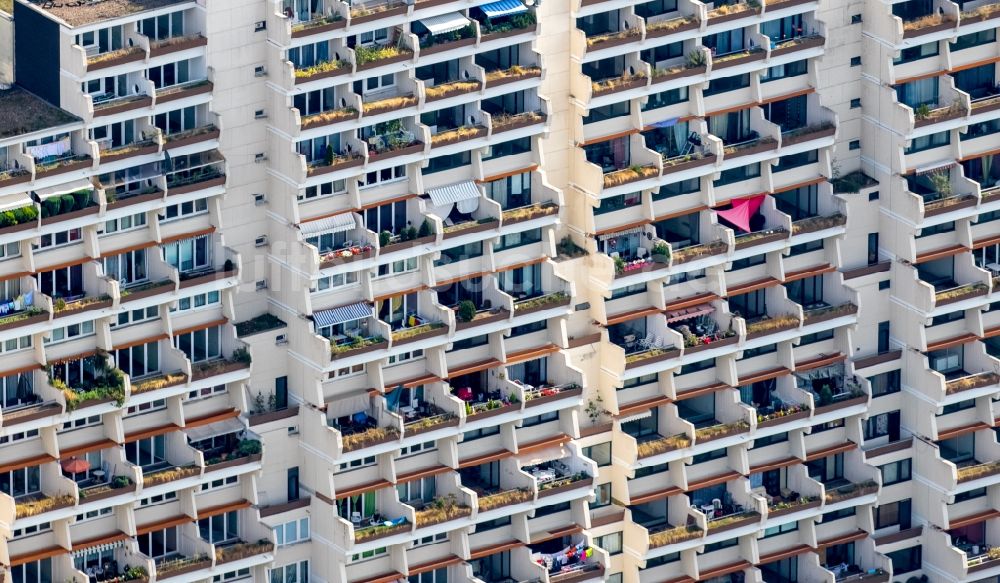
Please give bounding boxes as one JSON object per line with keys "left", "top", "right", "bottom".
{"left": 715, "top": 194, "right": 765, "bottom": 232}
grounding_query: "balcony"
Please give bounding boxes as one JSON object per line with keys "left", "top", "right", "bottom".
{"left": 722, "top": 134, "right": 779, "bottom": 160}
{"left": 476, "top": 487, "right": 533, "bottom": 512}
{"left": 484, "top": 64, "right": 541, "bottom": 88}
{"left": 791, "top": 213, "right": 846, "bottom": 236}
{"left": 298, "top": 106, "right": 359, "bottom": 130}
{"left": 502, "top": 201, "right": 559, "bottom": 225}
{"left": 412, "top": 494, "right": 473, "bottom": 528}
{"left": 215, "top": 540, "right": 274, "bottom": 565}
{"left": 356, "top": 43, "right": 414, "bottom": 71}
{"left": 935, "top": 282, "right": 989, "bottom": 307}
{"left": 492, "top": 110, "right": 546, "bottom": 135}
{"left": 957, "top": 460, "right": 1000, "bottom": 483}
{"left": 330, "top": 334, "right": 388, "bottom": 360}
{"left": 148, "top": 33, "right": 208, "bottom": 57}
{"left": 155, "top": 554, "right": 213, "bottom": 580}
{"left": 198, "top": 437, "right": 263, "bottom": 473}
{"left": 603, "top": 164, "right": 659, "bottom": 189}
{"left": 50, "top": 361, "right": 126, "bottom": 412}
{"left": 366, "top": 129, "right": 424, "bottom": 162}
{"left": 706, "top": 1, "right": 760, "bottom": 25}
{"left": 354, "top": 518, "right": 410, "bottom": 543}
{"left": 350, "top": 0, "right": 407, "bottom": 24}
{"left": 823, "top": 480, "right": 878, "bottom": 504}
{"left": 706, "top": 508, "right": 760, "bottom": 533}
{"left": 914, "top": 100, "right": 968, "bottom": 129}
{"left": 156, "top": 79, "right": 212, "bottom": 105}
{"left": 14, "top": 492, "right": 75, "bottom": 520}
{"left": 294, "top": 58, "right": 351, "bottom": 84}
{"left": 695, "top": 419, "right": 750, "bottom": 444}
{"left": 902, "top": 13, "right": 956, "bottom": 39}
{"left": 592, "top": 72, "right": 648, "bottom": 98}
{"left": 99, "top": 136, "right": 159, "bottom": 165}
{"left": 402, "top": 402, "right": 459, "bottom": 437}
{"left": 645, "top": 14, "right": 699, "bottom": 39}
{"left": 961, "top": 3, "right": 1000, "bottom": 26}
{"left": 34, "top": 153, "right": 92, "bottom": 179}
{"left": 744, "top": 314, "right": 800, "bottom": 340}
{"left": 636, "top": 433, "right": 691, "bottom": 458}
{"left": 780, "top": 122, "right": 836, "bottom": 148}
{"left": 142, "top": 464, "right": 201, "bottom": 487}
{"left": 362, "top": 92, "right": 418, "bottom": 117}
{"left": 92, "top": 93, "right": 152, "bottom": 118}
{"left": 86, "top": 46, "right": 145, "bottom": 72}
{"left": 290, "top": 14, "right": 345, "bottom": 38}
{"left": 945, "top": 371, "right": 1000, "bottom": 395}
{"left": 648, "top": 523, "right": 703, "bottom": 549}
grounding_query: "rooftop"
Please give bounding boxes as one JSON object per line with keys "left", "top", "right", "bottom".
{"left": 0, "top": 87, "right": 79, "bottom": 140}
{"left": 19, "top": 0, "right": 188, "bottom": 27}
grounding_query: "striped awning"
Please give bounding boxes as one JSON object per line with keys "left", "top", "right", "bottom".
{"left": 186, "top": 417, "right": 244, "bottom": 442}
{"left": 916, "top": 160, "right": 957, "bottom": 175}
{"left": 314, "top": 302, "right": 372, "bottom": 328}
{"left": 665, "top": 304, "right": 714, "bottom": 323}
{"left": 300, "top": 213, "right": 355, "bottom": 235}
{"left": 479, "top": 0, "right": 527, "bottom": 18}
{"left": 427, "top": 180, "right": 481, "bottom": 206}
{"left": 598, "top": 226, "right": 646, "bottom": 241}
{"left": 420, "top": 12, "right": 472, "bottom": 35}
{"left": 618, "top": 409, "right": 652, "bottom": 424}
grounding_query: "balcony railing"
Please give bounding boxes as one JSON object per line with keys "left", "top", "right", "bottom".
{"left": 957, "top": 460, "right": 1000, "bottom": 483}
{"left": 15, "top": 493, "right": 75, "bottom": 519}
{"left": 636, "top": 433, "right": 691, "bottom": 458}
{"left": 648, "top": 523, "right": 702, "bottom": 548}
{"left": 413, "top": 494, "right": 472, "bottom": 527}
{"left": 592, "top": 72, "right": 647, "bottom": 97}
{"left": 902, "top": 13, "right": 956, "bottom": 38}
{"left": 823, "top": 480, "right": 878, "bottom": 504}
{"left": 695, "top": 420, "right": 750, "bottom": 443}
{"left": 791, "top": 213, "right": 846, "bottom": 235}
{"left": 216, "top": 541, "right": 274, "bottom": 564}
{"left": 603, "top": 164, "right": 659, "bottom": 188}
{"left": 706, "top": 509, "right": 759, "bottom": 531}
{"left": 403, "top": 403, "right": 458, "bottom": 436}
{"left": 341, "top": 425, "right": 399, "bottom": 452}
{"left": 477, "top": 487, "right": 533, "bottom": 511}
{"left": 330, "top": 334, "right": 387, "bottom": 358}
{"left": 744, "top": 314, "right": 800, "bottom": 338}
{"left": 935, "top": 282, "right": 989, "bottom": 306}
{"left": 945, "top": 371, "right": 1000, "bottom": 395}
{"left": 156, "top": 554, "right": 212, "bottom": 579}
{"left": 355, "top": 517, "right": 410, "bottom": 542}
{"left": 962, "top": 3, "right": 1000, "bottom": 24}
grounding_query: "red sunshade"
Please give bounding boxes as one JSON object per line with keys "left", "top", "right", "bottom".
{"left": 716, "top": 194, "right": 766, "bottom": 233}
{"left": 61, "top": 458, "right": 90, "bottom": 474}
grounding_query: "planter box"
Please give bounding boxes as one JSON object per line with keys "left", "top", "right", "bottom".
{"left": 903, "top": 20, "right": 955, "bottom": 38}
{"left": 592, "top": 76, "right": 647, "bottom": 97}
{"left": 425, "top": 83, "right": 482, "bottom": 103}
{"left": 662, "top": 154, "right": 716, "bottom": 174}
{"left": 525, "top": 386, "right": 583, "bottom": 408}
{"left": 107, "top": 189, "right": 163, "bottom": 210}
{"left": 481, "top": 24, "right": 537, "bottom": 43}
{"left": 53, "top": 298, "right": 113, "bottom": 319}
{"left": 165, "top": 128, "right": 220, "bottom": 150}
{"left": 100, "top": 143, "right": 159, "bottom": 164}
{"left": 3, "top": 402, "right": 62, "bottom": 425}
{"left": 937, "top": 286, "right": 988, "bottom": 307}
{"left": 292, "top": 19, "right": 347, "bottom": 38}
{"left": 342, "top": 430, "right": 399, "bottom": 452}
{"left": 706, "top": 513, "right": 759, "bottom": 533}
{"left": 131, "top": 374, "right": 188, "bottom": 395}
{"left": 455, "top": 309, "right": 509, "bottom": 331}
{"left": 351, "top": 5, "right": 407, "bottom": 24}
{"left": 803, "top": 304, "right": 857, "bottom": 324}
{"left": 368, "top": 142, "right": 424, "bottom": 162}
{"left": 969, "top": 557, "right": 1000, "bottom": 573}
{"left": 168, "top": 175, "right": 225, "bottom": 196}
{"left": 792, "top": 214, "right": 847, "bottom": 235}
{"left": 93, "top": 96, "right": 152, "bottom": 117}
{"left": 604, "top": 168, "right": 659, "bottom": 189}
{"left": 514, "top": 295, "right": 570, "bottom": 316}
{"left": 122, "top": 281, "right": 175, "bottom": 302}
{"left": 769, "top": 35, "right": 825, "bottom": 58}
{"left": 405, "top": 416, "right": 459, "bottom": 436}
{"left": 157, "top": 82, "right": 213, "bottom": 105}
{"left": 248, "top": 406, "right": 300, "bottom": 427}
{"left": 706, "top": 8, "right": 759, "bottom": 25}
{"left": 537, "top": 477, "right": 593, "bottom": 499}
{"left": 614, "top": 260, "right": 669, "bottom": 279}
{"left": 0, "top": 311, "right": 48, "bottom": 333}
{"left": 157, "top": 559, "right": 213, "bottom": 580}
{"left": 813, "top": 395, "right": 866, "bottom": 415}
{"left": 767, "top": 498, "right": 821, "bottom": 518}
{"left": 391, "top": 325, "right": 448, "bottom": 347}
{"left": 0, "top": 171, "right": 32, "bottom": 189}
{"left": 295, "top": 66, "right": 351, "bottom": 85}
{"left": 381, "top": 234, "right": 436, "bottom": 253}
{"left": 683, "top": 334, "right": 738, "bottom": 354}
{"left": 205, "top": 453, "right": 262, "bottom": 473}
{"left": 217, "top": 544, "right": 274, "bottom": 564}
{"left": 493, "top": 114, "right": 546, "bottom": 134}
{"left": 972, "top": 97, "right": 1000, "bottom": 115}
{"left": 781, "top": 125, "right": 835, "bottom": 147}
{"left": 914, "top": 107, "right": 967, "bottom": 128}
{"left": 421, "top": 36, "right": 476, "bottom": 56}
{"left": 503, "top": 203, "right": 558, "bottom": 225}
{"left": 712, "top": 50, "right": 766, "bottom": 70}
{"left": 925, "top": 195, "right": 977, "bottom": 217}
{"left": 646, "top": 19, "right": 699, "bottom": 39}
{"left": 586, "top": 33, "right": 641, "bottom": 52}
{"left": 696, "top": 424, "right": 748, "bottom": 444}
{"left": 302, "top": 110, "right": 361, "bottom": 130}
{"left": 35, "top": 157, "right": 92, "bottom": 179}
{"left": 430, "top": 127, "right": 488, "bottom": 149}
{"left": 442, "top": 219, "right": 499, "bottom": 240}
{"left": 357, "top": 52, "right": 413, "bottom": 71}
{"left": 624, "top": 348, "right": 681, "bottom": 370}
{"left": 150, "top": 35, "right": 208, "bottom": 57}
{"left": 652, "top": 65, "right": 706, "bottom": 86}
{"left": 308, "top": 156, "right": 365, "bottom": 177}
{"left": 80, "top": 482, "right": 136, "bottom": 503}
{"left": 87, "top": 49, "right": 145, "bottom": 72}
{"left": 757, "top": 409, "right": 810, "bottom": 429}
{"left": 355, "top": 523, "right": 411, "bottom": 543}
{"left": 467, "top": 403, "right": 519, "bottom": 421}
{"left": 745, "top": 320, "right": 799, "bottom": 340}
{"left": 673, "top": 243, "right": 729, "bottom": 265}
{"left": 178, "top": 267, "right": 237, "bottom": 289}
{"left": 725, "top": 138, "right": 778, "bottom": 159}
{"left": 330, "top": 340, "right": 388, "bottom": 361}
{"left": 486, "top": 70, "right": 541, "bottom": 89}
{"left": 765, "top": 0, "right": 814, "bottom": 8}
{"left": 73, "top": 395, "right": 117, "bottom": 410}
{"left": 734, "top": 229, "right": 788, "bottom": 250}
{"left": 41, "top": 204, "right": 100, "bottom": 227}
{"left": 320, "top": 249, "right": 373, "bottom": 268}
{"left": 191, "top": 360, "right": 250, "bottom": 381}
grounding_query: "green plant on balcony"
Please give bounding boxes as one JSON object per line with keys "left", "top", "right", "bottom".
{"left": 123, "top": 566, "right": 148, "bottom": 580}
{"left": 144, "top": 465, "right": 200, "bottom": 486}
{"left": 131, "top": 372, "right": 187, "bottom": 395}
{"left": 613, "top": 255, "right": 626, "bottom": 273}
{"left": 420, "top": 24, "right": 475, "bottom": 48}
{"left": 604, "top": 164, "right": 658, "bottom": 187}
{"left": 414, "top": 493, "right": 471, "bottom": 526}
{"left": 485, "top": 64, "right": 541, "bottom": 83}
{"left": 392, "top": 321, "right": 445, "bottom": 340}
{"left": 291, "top": 12, "right": 343, "bottom": 31}
{"left": 686, "top": 49, "right": 706, "bottom": 67}
{"left": 0, "top": 204, "right": 37, "bottom": 227}
{"left": 914, "top": 103, "right": 932, "bottom": 119}
{"left": 405, "top": 411, "right": 457, "bottom": 431}
{"left": 294, "top": 59, "right": 348, "bottom": 79}
{"left": 355, "top": 43, "right": 410, "bottom": 66}
{"left": 342, "top": 426, "right": 399, "bottom": 450}
{"left": 52, "top": 363, "right": 126, "bottom": 410}
{"left": 232, "top": 347, "right": 252, "bottom": 364}
{"left": 480, "top": 11, "right": 536, "bottom": 34}
{"left": 40, "top": 189, "right": 92, "bottom": 218}
{"left": 756, "top": 404, "right": 809, "bottom": 424}
{"left": 769, "top": 495, "right": 818, "bottom": 512}
{"left": 514, "top": 292, "right": 568, "bottom": 312}
{"left": 539, "top": 472, "right": 588, "bottom": 491}
{"left": 236, "top": 313, "right": 286, "bottom": 336}
{"left": 557, "top": 235, "right": 587, "bottom": 258}
{"left": 457, "top": 300, "right": 477, "bottom": 322}
{"left": 929, "top": 170, "right": 953, "bottom": 198}
{"left": 585, "top": 396, "right": 610, "bottom": 423}
{"left": 156, "top": 554, "right": 211, "bottom": 576}
{"left": 331, "top": 334, "right": 386, "bottom": 355}
{"left": 708, "top": 510, "right": 758, "bottom": 528}
{"left": 937, "top": 282, "right": 989, "bottom": 301}
{"left": 0, "top": 307, "right": 43, "bottom": 328}
{"left": 745, "top": 314, "right": 799, "bottom": 336}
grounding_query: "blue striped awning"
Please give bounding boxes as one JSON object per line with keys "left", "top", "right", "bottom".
{"left": 314, "top": 302, "right": 371, "bottom": 328}
{"left": 479, "top": 0, "right": 527, "bottom": 18}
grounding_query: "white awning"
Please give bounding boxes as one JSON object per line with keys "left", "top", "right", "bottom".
{"left": 618, "top": 409, "right": 652, "bottom": 424}
{"left": 314, "top": 302, "right": 372, "bottom": 328}
{"left": 300, "top": 212, "right": 356, "bottom": 235}
{"left": 186, "top": 417, "right": 244, "bottom": 442}
{"left": 420, "top": 12, "right": 472, "bottom": 35}
{"left": 598, "top": 226, "right": 646, "bottom": 241}
{"left": 427, "top": 180, "right": 481, "bottom": 206}
{"left": 327, "top": 390, "right": 373, "bottom": 420}
{"left": 479, "top": 0, "right": 527, "bottom": 18}
{"left": 35, "top": 177, "right": 92, "bottom": 199}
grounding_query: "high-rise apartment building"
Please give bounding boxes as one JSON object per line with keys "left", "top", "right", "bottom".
{"left": 0, "top": 0, "right": 998, "bottom": 581}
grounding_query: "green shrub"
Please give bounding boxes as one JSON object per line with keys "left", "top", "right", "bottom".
{"left": 232, "top": 347, "right": 252, "bottom": 363}
{"left": 0, "top": 210, "right": 15, "bottom": 227}
{"left": 41, "top": 197, "right": 61, "bottom": 218}
{"left": 238, "top": 439, "right": 262, "bottom": 456}
{"left": 457, "top": 300, "right": 476, "bottom": 322}
{"left": 13, "top": 206, "right": 36, "bottom": 224}
{"left": 401, "top": 226, "right": 417, "bottom": 241}
{"left": 379, "top": 230, "right": 392, "bottom": 247}
{"left": 111, "top": 475, "right": 131, "bottom": 488}
{"left": 72, "top": 189, "right": 90, "bottom": 210}
{"left": 60, "top": 193, "right": 77, "bottom": 213}
{"left": 418, "top": 219, "right": 432, "bottom": 238}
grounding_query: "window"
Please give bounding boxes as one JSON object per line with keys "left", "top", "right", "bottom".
{"left": 10, "top": 558, "right": 52, "bottom": 583}
{"left": 270, "top": 560, "right": 309, "bottom": 583}
{"left": 173, "top": 325, "right": 222, "bottom": 362}
{"left": 300, "top": 179, "right": 347, "bottom": 200}
{"left": 886, "top": 546, "right": 921, "bottom": 575}
{"left": 850, "top": 56, "right": 861, "bottom": 66}
{"left": 879, "top": 279, "right": 890, "bottom": 290}
{"left": 45, "top": 321, "right": 95, "bottom": 344}
{"left": 100, "top": 212, "right": 146, "bottom": 234}
{"left": 409, "top": 567, "right": 447, "bottom": 583}
{"left": 880, "top": 459, "right": 911, "bottom": 486}
{"left": 162, "top": 235, "right": 211, "bottom": 272}
{"left": 161, "top": 198, "right": 208, "bottom": 221}
{"left": 874, "top": 499, "right": 911, "bottom": 529}
{"left": 952, "top": 28, "right": 996, "bottom": 51}
{"left": 586, "top": 100, "right": 630, "bottom": 123}
{"left": 905, "top": 130, "right": 950, "bottom": 154}
{"left": 483, "top": 137, "right": 531, "bottom": 160}
{"left": 0, "top": 465, "right": 40, "bottom": 498}
{"left": 104, "top": 248, "right": 148, "bottom": 285}
{"left": 761, "top": 59, "right": 807, "bottom": 82}
{"left": 463, "top": 424, "right": 500, "bottom": 441}
{"left": 0, "top": 335, "right": 30, "bottom": 354}
{"left": 112, "top": 305, "right": 159, "bottom": 328}
{"left": 894, "top": 42, "right": 938, "bottom": 64}
{"left": 864, "top": 411, "right": 900, "bottom": 440}
{"left": 139, "top": 11, "right": 184, "bottom": 40}
{"left": 36, "top": 228, "right": 82, "bottom": 249}
{"left": 800, "top": 329, "right": 834, "bottom": 345}
{"left": 868, "top": 370, "right": 900, "bottom": 397}
{"left": 714, "top": 163, "right": 760, "bottom": 186}
{"left": 942, "top": 398, "right": 976, "bottom": 415}
{"left": 314, "top": 272, "right": 359, "bottom": 292}
{"left": 849, "top": 140, "right": 860, "bottom": 150}
{"left": 0, "top": 241, "right": 20, "bottom": 260}
{"left": 125, "top": 435, "right": 166, "bottom": 467}
{"left": 583, "top": 442, "right": 612, "bottom": 466}
{"left": 850, "top": 98, "right": 861, "bottom": 109}
{"left": 171, "top": 291, "right": 221, "bottom": 313}
{"left": 147, "top": 59, "right": 192, "bottom": 89}
{"left": 138, "top": 527, "right": 178, "bottom": 559}
{"left": 704, "top": 73, "right": 750, "bottom": 96}
{"left": 788, "top": 239, "right": 823, "bottom": 256}
{"left": 823, "top": 507, "right": 855, "bottom": 522}
{"left": 762, "top": 521, "right": 797, "bottom": 538}
{"left": 851, "top": 13, "right": 862, "bottom": 23}
{"left": 199, "top": 511, "right": 239, "bottom": 544}
{"left": 592, "top": 482, "right": 612, "bottom": 508}
{"left": 139, "top": 491, "right": 177, "bottom": 507}
{"left": 115, "top": 341, "right": 160, "bottom": 378}
{"left": 522, "top": 411, "right": 559, "bottom": 427}
{"left": 594, "top": 532, "right": 623, "bottom": 555}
